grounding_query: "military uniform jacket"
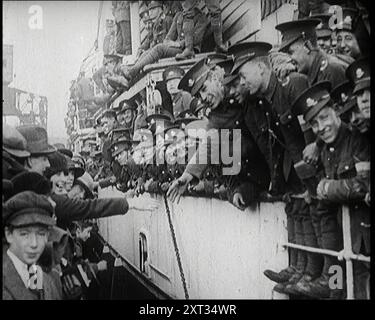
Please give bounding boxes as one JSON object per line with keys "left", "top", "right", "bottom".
{"left": 319, "top": 123, "right": 370, "bottom": 255}
{"left": 165, "top": 9, "right": 208, "bottom": 52}
{"left": 185, "top": 101, "right": 270, "bottom": 190}
{"left": 151, "top": 14, "right": 173, "bottom": 49}
{"left": 307, "top": 50, "right": 347, "bottom": 88}
{"left": 243, "top": 72, "right": 309, "bottom": 194}
{"left": 2, "top": 253, "right": 61, "bottom": 300}
{"left": 172, "top": 91, "right": 196, "bottom": 119}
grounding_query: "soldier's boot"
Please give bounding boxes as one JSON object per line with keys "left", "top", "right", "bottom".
{"left": 284, "top": 273, "right": 319, "bottom": 297}
{"left": 211, "top": 20, "right": 227, "bottom": 54}
{"left": 293, "top": 274, "right": 331, "bottom": 299}
{"left": 175, "top": 19, "right": 195, "bottom": 61}
{"left": 264, "top": 266, "right": 297, "bottom": 283}
{"left": 273, "top": 270, "right": 303, "bottom": 294}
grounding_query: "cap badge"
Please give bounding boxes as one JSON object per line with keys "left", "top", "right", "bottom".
{"left": 356, "top": 68, "right": 364, "bottom": 79}
{"left": 316, "top": 22, "right": 323, "bottom": 29}
{"left": 341, "top": 93, "right": 348, "bottom": 103}
{"left": 306, "top": 97, "right": 318, "bottom": 108}
{"left": 344, "top": 15, "right": 352, "bottom": 24}
{"left": 188, "top": 79, "right": 195, "bottom": 87}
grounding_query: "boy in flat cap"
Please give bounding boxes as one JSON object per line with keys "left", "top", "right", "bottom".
{"left": 291, "top": 81, "right": 370, "bottom": 299}
{"left": 3, "top": 191, "right": 61, "bottom": 299}
{"left": 276, "top": 18, "right": 346, "bottom": 89}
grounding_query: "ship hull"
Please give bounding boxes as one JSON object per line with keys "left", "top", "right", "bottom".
{"left": 97, "top": 187, "right": 289, "bottom": 299}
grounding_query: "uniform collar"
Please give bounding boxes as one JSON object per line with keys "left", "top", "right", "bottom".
{"left": 326, "top": 122, "right": 349, "bottom": 150}
{"left": 7, "top": 249, "right": 30, "bottom": 288}
{"left": 263, "top": 72, "right": 278, "bottom": 103}
{"left": 307, "top": 49, "right": 326, "bottom": 84}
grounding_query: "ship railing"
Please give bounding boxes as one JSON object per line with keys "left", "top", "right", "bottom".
{"left": 282, "top": 205, "right": 370, "bottom": 299}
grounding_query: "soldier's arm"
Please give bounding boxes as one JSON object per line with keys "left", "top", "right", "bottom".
{"left": 319, "top": 132, "right": 370, "bottom": 202}
{"left": 52, "top": 194, "right": 129, "bottom": 223}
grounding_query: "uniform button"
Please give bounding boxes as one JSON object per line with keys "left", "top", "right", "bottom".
{"left": 265, "top": 112, "right": 269, "bottom": 116}
{"left": 288, "top": 115, "right": 292, "bottom": 120}
{"left": 275, "top": 122, "right": 279, "bottom": 126}
{"left": 259, "top": 100, "right": 263, "bottom": 105}
{"left": 235, "top": 121, "right": 239, "bottom": 125}
{"left": 345, "top": 165, "right": 349, "bottom": 170}
{"left": 181, "top": 32, "right": 184, "bottom": 37}
{"left": 326, "top": 175, "right": 329, "bottom": 178}
{"left": 327, "top": 158, "right": 330, "bottom": 161}
{"left": 329, "top": 147, "right": 335, "bottom": 152}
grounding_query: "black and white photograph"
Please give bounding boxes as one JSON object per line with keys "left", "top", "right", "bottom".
{"left": 2, "top": 0, "right": 371, "bottom": 304}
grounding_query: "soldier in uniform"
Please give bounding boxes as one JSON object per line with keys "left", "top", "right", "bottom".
{"left": 116, "top": 99, "right": 137, "bottom": 132}
{"left": 119, "top": 4, "right": 207, "bottom": 83}
{"left": 112, "top": 1, "right": 132, "bottom": 55}
{"left": 292, "top": 81, "right": 369, "bottom": 299}
{"left": 275, "top": 19, "right": 347, "bottom": 88}
{"left": 176, "top": 0, "right": 227, "bottom": 60}
{"left": 228, "top": 42, "right": 325, "bottom": 294}
{"left": 311, "top": 13, "right": 334, "bottom": 54}
{"left": 162, "top": 66, "right": 198, "bottom": 120}
{"left": 346, "top": 57, "right": 370, "bottom": 133}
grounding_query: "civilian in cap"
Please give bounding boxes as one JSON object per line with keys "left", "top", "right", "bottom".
{"left": 3, "top": 125, "right": 30, "bottom": 180}
{"left": 275, "top": 18, "right": 346, "bottom": 88}
{"left": 292, "top": 81, "right": 370, "bottom": 299}
{"left": 117, "top": 99, "right": 137, "bottom": 130}
{"left": 3, "top": 191, "right": 61, "bottom": 300}
{"left": 334, "top": 7, "right": 362, "bottom": 59}
{"left": 163, "top": 66, "right": 198, "bottom": 119}
{"left": 17, "top": 125, "right": 56, "bottom": 176}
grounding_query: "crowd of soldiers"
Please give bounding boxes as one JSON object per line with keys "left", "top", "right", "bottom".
{"left": 3, "top": 0, "right": 370, "bottom": 300}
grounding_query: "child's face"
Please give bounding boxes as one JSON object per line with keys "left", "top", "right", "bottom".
{"left": 5, "top": 225, "right": 49, "bottom": 265}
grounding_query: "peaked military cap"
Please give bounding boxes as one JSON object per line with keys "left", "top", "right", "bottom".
{"left": 334, "top": 7, "right": 358, "bottom": 32}
{"left": 275, "top": 19, "right": 321, "bottom": 52}
{"left": 178, "top": 58, "right": 214, "bottom": 96}
{"left": 292, "top": 81, "right": 332, "bottom": 122}
{"left": 205, "top": 53, "right": 229, "bottom": 67}
{"left": 110, "top": 128, "right": 134, "bottom": 143}
{"left": 346, "top": 56, "right": 370, "bottom": 94}
{"left": 216, "top": 58, "right": 238, "bottom": 85}
{"left": 331, "top": 81, "right": 357, "bottom": 115}
{"left": 310, "top": 13, "right": 333, "bottom": 39}
{"left": 148, "top": 0, "right": 162, "bottom": 10}
{"left": 228, "top": 41, "right": 273, "bottom": 74}
{"left": 146, "top": 107, "right": 173, "bottom": 124}
{"left": 163, "top": 66, "right": 185, "bottom": 82}
{"left": 139, "top": 4, "right": 149, "bottom": 17}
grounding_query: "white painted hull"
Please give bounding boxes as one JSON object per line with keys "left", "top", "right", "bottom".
{"left": 97, "top": 187, "right": 289, "bottom": 299}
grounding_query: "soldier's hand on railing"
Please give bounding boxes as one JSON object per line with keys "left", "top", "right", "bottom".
{"left": 232, "top": 192, "right": 246, "bottom": 211}
{"left": 303, "top": 142, "right": 320, "bottom": 165}
{"left": 167, "top": 172, "right": 194, "bottom": 204}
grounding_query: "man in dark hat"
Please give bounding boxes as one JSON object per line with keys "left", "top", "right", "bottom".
{"left": 291, "top": 81, "right": 369, "bottom": 299}
{"left": 333, "top": 7, "right": 362, "bottom": 60}
{"left": 3, "top": 191, "right": 61, "bottom": 299}
{"left": 17, "top": 125, "right": 56, "bottom": 176}
{"left": 163, "top": 66, "right": 198, "bottom": 119}
{"left": 176, "top": 0, "right": 226, "bottom": 60}
{"left": 330, "top": 81, "right": 358, "bottom": 124}
{"left": 3, "top": 125, "right": 30, "bottom": 180}
{"left": 275, "top": 18, "right": 346, "bottom": 88}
